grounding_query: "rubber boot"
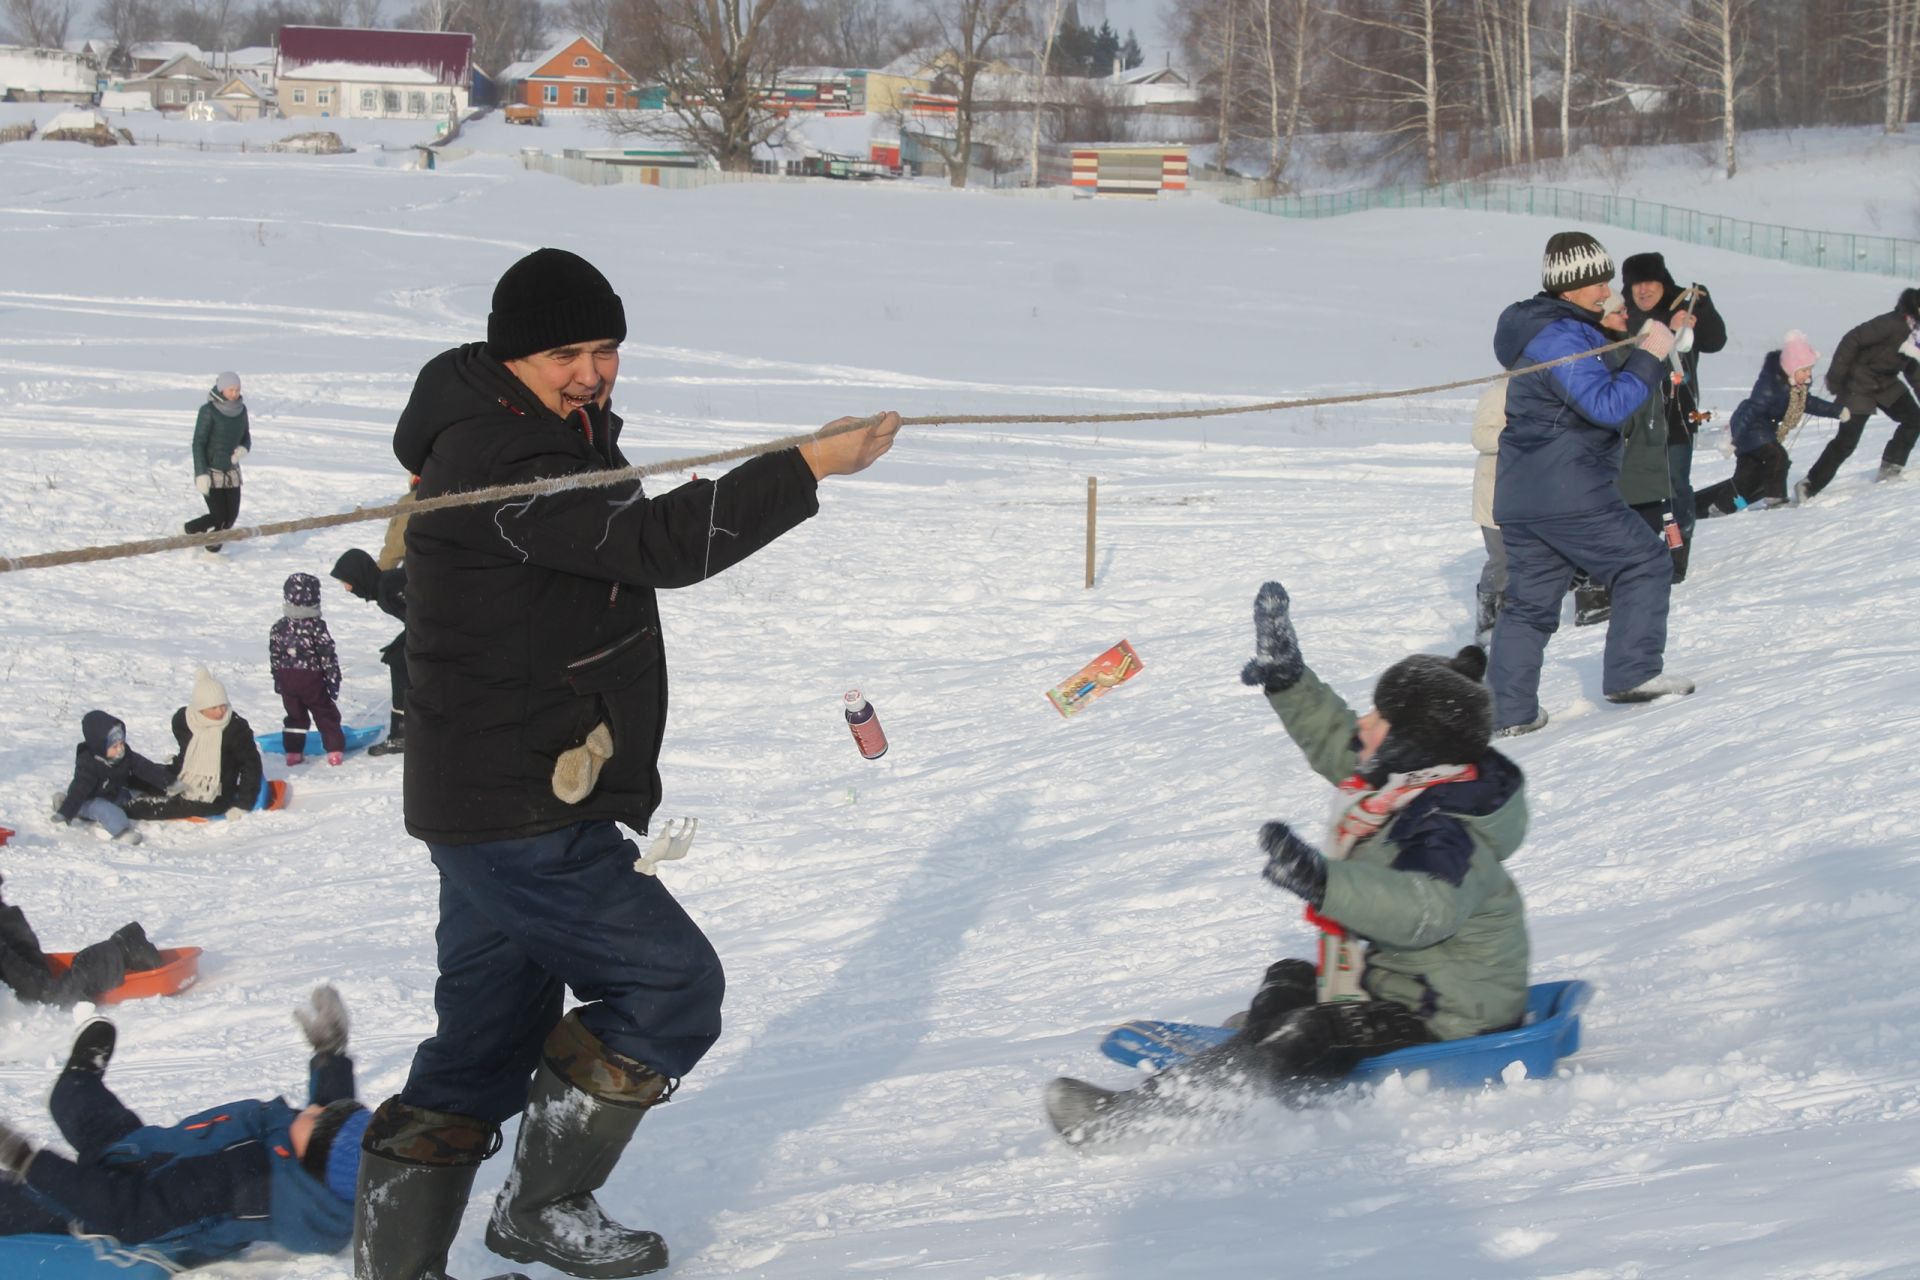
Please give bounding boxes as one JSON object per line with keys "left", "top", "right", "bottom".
{"left": 1572, "top": 580, "right": 1611, "bottom": 627}
{"left": 353, "top": 1150, "right": 528, "bottom": 1280}
{"left": 368, "top": 711, "right": 405, "bottom": 757}
{"left": 486, "top": 1016, "right": 670, "bottom": 1278}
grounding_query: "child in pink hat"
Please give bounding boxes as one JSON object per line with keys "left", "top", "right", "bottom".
{"left": 1694, "top": 330, "right": 1847, "bottom": 515}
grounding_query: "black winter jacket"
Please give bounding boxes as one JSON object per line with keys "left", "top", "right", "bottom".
{"left": 56, "top": 712, "right": 172, "bottom": 822}
{"left": 0, "top": 877, "right": 127, "bottom": 1005}
{"left": 392, "top": 344, "right": 820, "bottom": 845}
{"left": 1624, "top": 281, "right": 1727, "bottom": 444}
{"left": 166, "top": 708, "right": 264, "bottom": 811}
{"left": 333, "top": 547, "right": 409, "bottom": 664}
{"left": 1826, "top": 310, "right": 1920, "bottom": 413}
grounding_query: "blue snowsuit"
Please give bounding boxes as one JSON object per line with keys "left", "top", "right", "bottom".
{"left": 0, "top": 1055, "right": 354, "bottom": 1272}
{"left": 1487, "top": 295, "right": 1673, "bottom": 728}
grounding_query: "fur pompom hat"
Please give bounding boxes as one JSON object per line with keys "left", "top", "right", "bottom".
{"left": 1371, "top": 646, "right": 1493, "bottom": 771}
{"left": 1779, "top": 331, "right": 1820, "bottom": 376}
{"left": 1542, "top": 231, "right": 1614, "bottom": 294}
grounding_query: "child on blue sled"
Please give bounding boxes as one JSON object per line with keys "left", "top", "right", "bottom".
{"left": 1047, "top": 582, "right": 1532, "bottom": 1145}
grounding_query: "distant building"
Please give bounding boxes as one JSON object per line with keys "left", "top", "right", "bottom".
{"left": 498, "top": 35, "right": 638, "bottom": 112}
{"left": 127, "top": 42, "right": 204, "bottom": 77}
{"left": 0, "top": 45, "right": 98, "bottom": 104}
{"left": 123, "top": 53, "right": 222, "bottom": 112}
{"left": 277, "top": 26, "right": 474, "bottom": 120}
{"left": 211, "top": 46, "right": 279, "bottom": 94}
{"left": 211, "top": 73, "right": 276, "bottom": 120}
{"left": 764, "top": 68, "right": 860, "bottom": 114}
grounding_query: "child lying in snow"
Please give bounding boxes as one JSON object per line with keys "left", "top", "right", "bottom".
{"left": 1047, "top": 583, "right": 1531, "bottom": 1145}
{"left": 0, "top": 872, "right": 165, "bottom": 1006}
{"left": 0, "top": 987, "right": 366, "bottom": 1272}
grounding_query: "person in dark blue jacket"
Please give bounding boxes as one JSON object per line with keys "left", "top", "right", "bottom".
{"left": 0, "top": 987, "right": 367, "bottom": 1273}
{"left": 1486, "top": 231, "right": 1696, "bottom": 736}
{"left": 1696, "top": 333, "right": 1845, "bottom": 516}
{"left": 50, "top": 712, "right": 173, "bottom": 845}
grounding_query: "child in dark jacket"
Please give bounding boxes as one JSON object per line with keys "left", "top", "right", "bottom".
{"left": 269, "top": 572, "right": 345, "bottom": 767}
{"left": 51, "top": 712, "right": 172, "bottom": 845}
{"left": 0, "top": 988, "right": 365, "bottom": 1272}
{"left": 332, "top": 547, "right": 409, "bottom": 756}
{"left": 1697, "top": 333, "right": 1845, "bottom": 516}
{"left": 1047, "top": 583, "right": 1529, "bottom": 1146}
{"left": 0, "top": 872, "right": 165, "bottom": 1007}
{"left": 121, "top": 667, "right": 266, "bottom": 820}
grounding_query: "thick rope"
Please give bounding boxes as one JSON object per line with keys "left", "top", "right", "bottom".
{"left": 0, "top": 336, "right": 1637, "bottom": 576}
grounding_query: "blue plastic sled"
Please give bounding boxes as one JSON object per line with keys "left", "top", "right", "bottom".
{"left": 178, "top": 776, "right": 290, "bottom": 821}
{"left": 1101, "top": 980, "right": 1595, "bottom": 1088}
{"left": 254, "top": 724, "right": 383, "bottom": 756}
{"left": 0, "top": 1234, "right": 178, "bottom": 1277}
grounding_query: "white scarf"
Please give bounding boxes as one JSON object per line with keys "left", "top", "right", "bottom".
{"left": 179, "top": 667, "right": 230, "bottom": 804}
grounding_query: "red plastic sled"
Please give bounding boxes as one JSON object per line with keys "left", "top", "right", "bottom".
{"left": 44, "top": 947, "right": 203, "bottom": 1004}
{"left": 0, "top": 826, "right": 14, "bottom": 847}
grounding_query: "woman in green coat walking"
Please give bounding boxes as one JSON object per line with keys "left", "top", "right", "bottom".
{"left": 184, "top": 371, "right": 252, "bottom": 553}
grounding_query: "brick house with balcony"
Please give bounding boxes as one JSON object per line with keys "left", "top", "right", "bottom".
{"left": 276, "top": 26, "right": 473, "bottom": 120}
{"left": 498, "top": 36, "right": 638, "bottom": 112}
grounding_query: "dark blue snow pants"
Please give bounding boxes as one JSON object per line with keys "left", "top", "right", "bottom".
{"left": 1488, "top": 505, "right": 1673, "bottom": 728}
{"left": 400, "top": 820, "right": 724, "bottom": 1125}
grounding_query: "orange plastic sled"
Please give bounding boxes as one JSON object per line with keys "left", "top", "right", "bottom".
{"left": 44, "top": 946, "right": 203, "bottom": 1004}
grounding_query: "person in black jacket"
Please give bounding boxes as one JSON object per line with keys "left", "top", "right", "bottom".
{"left": 1622, "top": 252, "right": 1727, "bottom": 582}
{"left": 119, "top": 667, "right": 265, "bottom": 821}
{"left": 1795, "top": 287, "right": 1920, "bottom": 501}
{"left": 50, "top": 712, "right": 172, "bottom": 845}
{"left": 332, "top": 547, "right": 409, "bottom": 756}
{"left": 353, "top": 247, "right": 900, "bottom": 1280}
{"left": 0, "top": 873, "right": 164, "bottom": 1006}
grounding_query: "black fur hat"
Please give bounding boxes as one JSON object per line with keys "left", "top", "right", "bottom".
{"left": 1371, "top": 646, "right": 1493, "bottom": 771}
{"left": 1899, "top": 287, "right": 1920, "bottom": 322}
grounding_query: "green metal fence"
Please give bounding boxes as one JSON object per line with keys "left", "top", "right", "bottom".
{"left": 1226, "top": 181, "right": 1920, "bottom": 281}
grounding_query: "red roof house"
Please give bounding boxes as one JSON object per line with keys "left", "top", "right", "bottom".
{"left": 276, "top": 26, "right": 475, "bottom": 119}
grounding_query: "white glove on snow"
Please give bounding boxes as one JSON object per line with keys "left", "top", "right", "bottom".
{"left": 1839, "top": 408, "right": 1852, "bottom": 423}
{"left": 635, "top": 818, "right": 697, "bottom": 876}
{"left": 194, "top": 474, "right": 212, "bottom": 496}
{"left": 1638, "top": 320, "right": 1677, "bottom": 361}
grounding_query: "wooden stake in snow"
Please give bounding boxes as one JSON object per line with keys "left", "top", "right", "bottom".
{"left": 1086, "top": 477, "right": 1098, "bottom": 590}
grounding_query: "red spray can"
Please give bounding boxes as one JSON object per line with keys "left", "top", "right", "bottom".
{"left": 844, "top": 690, "right": 888, "bottom": 760}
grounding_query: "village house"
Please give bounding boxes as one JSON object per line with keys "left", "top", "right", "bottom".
{"left": 210, "top": 73, "right": 275, "bottom": 120}
{"left": 276, "top": 26, "right": 474, "bottom": 120}
{"left": 498, "top": 35, "right": 638, "bottom": 112}
{"left": 0, "top": 45, "right": 98, "bottom": 104}
{"left": 127, "top": 42, "right": 203, "bottom": 77}
{"left": 122, "top": 53, "right": 222, "bottom": 111}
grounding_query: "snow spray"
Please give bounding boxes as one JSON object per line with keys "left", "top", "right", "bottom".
{"left": 844, "top": 690, "right": 889, "bottom": 760}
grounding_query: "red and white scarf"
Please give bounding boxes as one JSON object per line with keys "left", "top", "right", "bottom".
{"left": 1310, "top": 762, "right": 1478, "bottom": 1001}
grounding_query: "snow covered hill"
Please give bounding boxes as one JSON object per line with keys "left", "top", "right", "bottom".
{"left": 0, "top": 143, "right": 1917, "bottom": 1278}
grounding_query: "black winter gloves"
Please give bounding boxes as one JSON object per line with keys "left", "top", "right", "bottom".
{"left": 295, "top": 984, "right": 350, "bottom": 1058}
{"left": 0, "top": 1120, "right": 35, "bottom": 1184}
{"left": 1241, "top": 581, "right": 1305, "bottom": 693}
{"left": 1260, "top": 821, "right": 1328, "bottom": 908}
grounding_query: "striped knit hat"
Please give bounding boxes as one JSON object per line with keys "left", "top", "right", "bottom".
{"left": 1541, "top": 231, "right": 1614, "bottom": 294}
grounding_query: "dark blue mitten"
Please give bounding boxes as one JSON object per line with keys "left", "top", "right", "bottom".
{"left": 1259, "top": 820, "right": 1327, "bottom": 908}
{"left": 1240, "top": 581, "right": 1304, "bottom": 692}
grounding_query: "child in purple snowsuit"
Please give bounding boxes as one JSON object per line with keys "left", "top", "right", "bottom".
{"left": 269, "top": 573, "right": 345, "bottom": 766}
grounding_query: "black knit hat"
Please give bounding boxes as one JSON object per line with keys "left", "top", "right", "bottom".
{"left": 1541, "top": 231, "right": 1614, "bottom": 294}
{"left": 1899, "top": 287, "right": 1920, "bottom": 322}
{"left": 1371, "top": 646, "right": 1493, "bottom": 770}
{"left": 486, "top": 248, "right": 627, "bottom": 362}
{"left": 300, "top": 1099, "right": 370, "bottom": 1200}
{"left": 1621, "top": 251, "right": 1677, "bottom": 291}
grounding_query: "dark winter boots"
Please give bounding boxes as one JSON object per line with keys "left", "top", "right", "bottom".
{"left": 112, "top": 922, "right": 165, "bottom": 971}
{"left": 485, "top": 1013, "right": 671, "bottom": 1278}
{"left": 1473, "top": 589, "right": 1502, "bottom": 650}
{"left": 65, "top": 1019, "right": 116, "bottom": 1075}
{"left": 353, "top": 1100, "right": 527, "bottom": 1280}
{"left": 1572, "top": 579, "right": 1611, "bottom": 627}
{"left": 368, "top": 712, "right": 405, "bottom": 757}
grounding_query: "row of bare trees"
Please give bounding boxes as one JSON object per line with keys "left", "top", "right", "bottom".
{"left": 1176, "top": 0, "right": 1920, "bottom": 186}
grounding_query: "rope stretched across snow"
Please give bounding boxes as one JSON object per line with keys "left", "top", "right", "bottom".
{"left": 0, "top": 336, "right": 1638, "bottom": 576}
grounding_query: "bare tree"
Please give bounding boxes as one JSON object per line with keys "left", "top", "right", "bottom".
{"left": 462, "top": 0, "right": 545, "bottom": 73}
{"left": 96, "top": 0, "right": 160, "bottom": 59}
{"left": 912, "top": 0, "right": 1026, "bottom": 186}
{"left": 1559, "top": 0, "right": 1575, "bottom": 156}
{"left": 1657, "top": 0, "right": 1755, "bottom": 177}
{"left": 351, "top": 0, "right": 384, "bottom": 26}
{"left": 1336, "top": 0, "right": 1444, "bottom": 185}
{"left": 1027, "top": 0, "right": 1066, "bottom": 185}
{"left": 4, "top": 0, "right": 73, "bottom": 46}
{"left": 610, "top": 0, "right": 804, "bottom": 172}
{"left": 558, "top": 0, "right": 622, "bottom": 53}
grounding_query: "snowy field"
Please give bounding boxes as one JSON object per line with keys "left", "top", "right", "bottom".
{"left": 1, "top": 140, "right": 1918, "bottom": 1279}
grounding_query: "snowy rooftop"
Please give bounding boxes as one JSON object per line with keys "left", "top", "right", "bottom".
{"left": 280, "top": 61, "right": 446, "bottom": 85}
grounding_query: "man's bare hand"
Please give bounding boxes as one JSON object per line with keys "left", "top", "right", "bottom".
{"left": 800, "top": 412, "right": 902, "bottom": 481}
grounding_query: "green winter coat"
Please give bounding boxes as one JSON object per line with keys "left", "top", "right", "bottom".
{"left": 192, "top": 396, "right": 252, "bottom": 479}
{"left": 1614, "top": 365, "right": 1670, "bottom": 507}
{"left": 1267, "top": 665, "right": 1530, "bottom": 1040}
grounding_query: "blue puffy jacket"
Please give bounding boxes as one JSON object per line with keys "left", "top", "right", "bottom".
{"left": 1491, "top": 295, "right": 1665, "bottom": 524}
{"left": 1729, "top": 350, "right": 1842, "bottom": 456}
{"left": 13, "top": 1064, "right": 354, "bottom": 1269}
